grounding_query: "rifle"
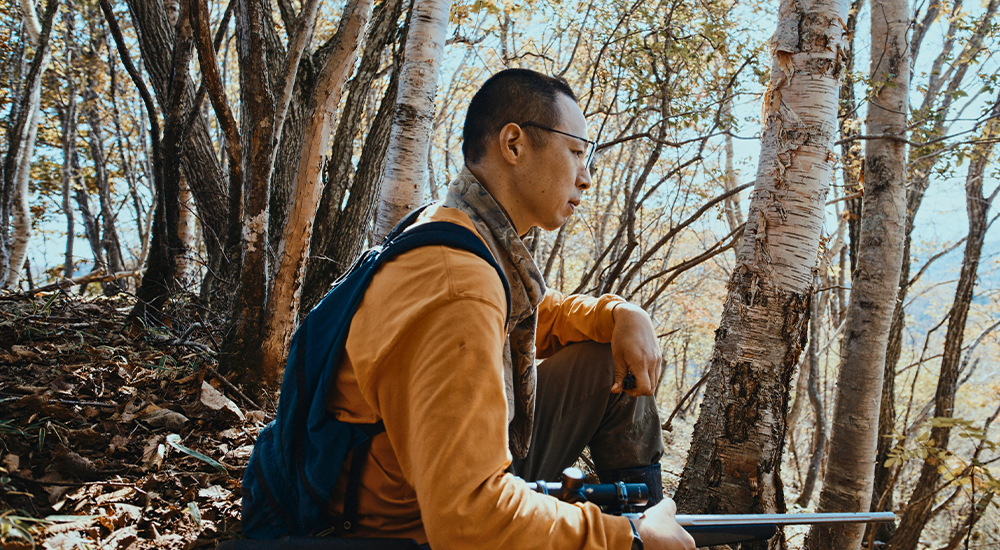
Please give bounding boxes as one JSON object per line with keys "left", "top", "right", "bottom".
{"left": 527, "top": 468, "right": 896, "bottom": 547}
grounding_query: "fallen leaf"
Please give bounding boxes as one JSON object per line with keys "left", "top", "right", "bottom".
{"left": 108, "top": 434, "right": 129, "bottom": 454}
{"left": 199, "top": 381, "right": 245, "bottom": 423}
{"left": 3, "top": 453, "right": 19, "bottom": 471}
{"left": 10, "top": 345, "right": 42, "bottom": 362}
{"left": 42, "top": 532, "right": 92, "bottom": 550}
{"left": 93, "top": 487, "right": 136, "bottom": 505}
{"left": 227, "top": 445, "right": 254, "bottom": 461}
{"left": 197, "top": 485, "right": 228, "bottom": 500}
{"left": 143, "top": 408, "right": 188, "bottom": 431}
{"left": 141, "top": 435, "right": 166, "bottom": 471}
{"left": 218, "top": 428, "right": 243, "bottom": 440}
{"left": 100, "top": 525, "right": 138, "bottom": 550}
{"left": 55, "top": 451, "right": 98, "bottom": 481}
{"left": 245, "top": 410, "right": 268, "bottom": 424}
{"left": 165, "top": 434, "right": 228, "bottom": 475}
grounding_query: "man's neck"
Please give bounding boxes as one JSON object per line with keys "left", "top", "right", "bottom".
{"left": 464, "top": 162, "right": 528, "bottom": 237}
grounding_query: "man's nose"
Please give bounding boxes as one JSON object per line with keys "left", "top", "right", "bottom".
{"left": 577, "top": 165, "right": 592, "bottom": 190}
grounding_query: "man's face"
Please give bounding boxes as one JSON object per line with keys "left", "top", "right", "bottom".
{"left": 510, "top": 95, "right": 593, "bottom": 232}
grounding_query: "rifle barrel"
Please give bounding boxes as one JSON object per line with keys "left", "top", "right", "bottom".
{"left": 672, "top": 512, "right": 896, "bottom": 527}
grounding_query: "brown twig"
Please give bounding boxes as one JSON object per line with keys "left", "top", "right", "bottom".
{"left": 662, "top": 368, "right": 712, "bottom": 431}
{"left": 24, "top": 269, "right": 143, "bottom": 296}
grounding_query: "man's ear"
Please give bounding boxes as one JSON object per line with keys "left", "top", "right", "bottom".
{"left": 498, "top": 122, "right": 524, "bottom": 166}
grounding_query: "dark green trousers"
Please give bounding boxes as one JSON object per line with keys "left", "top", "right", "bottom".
{"left": 510, "top": 341, "right": 664, "bottom": 481}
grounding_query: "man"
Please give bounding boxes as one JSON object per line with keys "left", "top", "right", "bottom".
{"left": 327, "top": 68, "right": 695, "bottom": 549}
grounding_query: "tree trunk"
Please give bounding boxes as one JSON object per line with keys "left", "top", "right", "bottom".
{"left": 176, "top": 173, "right": 196, "bottom": 280}
{"left": 188, "top": 0, "right": 243, "bottom": 306}
{"left": 74, "top": 179, "right": 106, "bottom": 283}
{"left": 7, "top": 98, "right": 43, "bottom": 288}
{"left": 794, "top": 280, "right": 827, "bottom": 508}
{"left": 302, "top": 0, "right": 405, "bottom": 311}
{"left": 120, "top": 0, "right": 189, "bottom": 323}
{"left": 889, "top": 96, "right": 1000, "bottom": 550}
{"left": 125, "top": 0, "right": 231, "bottom": 304}
{"left": 85, "top": 87, "right": 126, "bottom": 292}
{"left": 61, "top": 2, "right": 78, "bottom": 280}
{"left": 372, "top": 0, "right": 450, "bottom": 240}
{"left": 674, "top": 4, "right": 848, "bottom": 548}
{"left": 219, "top": 0, "right": 277, "bottom": 385}
{"left": 804, "top": 0, "right": 908, "bottom": 547}
{"left": 2, "top": 0, "right": 58, "bottom": 288}
{"left": 258, "top": 0, "right": 374, "bottom": 387}
{"left": 838, "top": 0, "right": 864, "bottom": 275}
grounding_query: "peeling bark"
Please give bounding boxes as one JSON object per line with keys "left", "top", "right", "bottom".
{"left": 302, "top": 0, "right": 405, "bottom": 311}
{"left": 219, "top": 0, "right": 277, "bottom": 385}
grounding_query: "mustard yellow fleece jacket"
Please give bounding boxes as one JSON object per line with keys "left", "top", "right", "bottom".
{"left": 327, "top": 204, "right": 634, "bottom": 549}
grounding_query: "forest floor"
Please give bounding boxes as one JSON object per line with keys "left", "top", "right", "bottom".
{"left": 0, "top": 291, "right": 259, "bottom": 550}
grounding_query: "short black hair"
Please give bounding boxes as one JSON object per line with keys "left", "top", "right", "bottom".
{"left": 463, "top": 69, "right": 578, "bottom": 164}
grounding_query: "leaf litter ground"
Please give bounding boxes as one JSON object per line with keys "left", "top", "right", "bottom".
{"left": 0, "top": 292, "right": 268, "bottom": 549}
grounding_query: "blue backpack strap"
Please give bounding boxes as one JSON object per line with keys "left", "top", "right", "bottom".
{"left": 380, "top": 202, "right": 436, "bottom": 244}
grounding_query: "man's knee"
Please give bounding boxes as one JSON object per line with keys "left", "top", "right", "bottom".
{"left": 537, "top": 341, "right": 616, "bottom": 395}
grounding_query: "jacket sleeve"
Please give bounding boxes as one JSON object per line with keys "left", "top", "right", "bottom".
{"left": 363, "top": 293, "right": 633, "bottom": 550}
{"left": 535, "top": 288, "right": 625, "bottom": 359}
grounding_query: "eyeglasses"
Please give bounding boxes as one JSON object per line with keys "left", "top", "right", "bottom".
{"left": 518, "top": 122, "right": 597, "bottom": 171}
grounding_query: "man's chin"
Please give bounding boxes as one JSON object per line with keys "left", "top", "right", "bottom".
{"left": 540, "top": 218, "right": 568, "bottom": 232}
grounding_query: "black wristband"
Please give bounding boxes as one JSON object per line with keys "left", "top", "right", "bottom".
{"left": 628, "top": 518, "right": 644, "bottom": 550}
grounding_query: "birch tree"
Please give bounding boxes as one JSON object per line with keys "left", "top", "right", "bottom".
{"left": 2, "top": 0, "right": 57, "bottom": 288}
{"left": 673, "top": 0, "right": 849, "bottom": 535}
{"left": 804, "top": 0, "right": 908, "bottom": 547}
{"left": 373, "top": 0, "right": 450, "bottom": 240}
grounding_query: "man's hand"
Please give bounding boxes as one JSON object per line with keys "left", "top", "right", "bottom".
{"left": 632, "top": 498, "right": 696, "bottom": 550}
{"left": 610, "top": 302, "right": 661, "bottom": 397}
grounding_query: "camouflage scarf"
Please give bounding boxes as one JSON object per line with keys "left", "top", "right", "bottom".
{"left": 443, "top": 167, "right": 546, "bottom": 459}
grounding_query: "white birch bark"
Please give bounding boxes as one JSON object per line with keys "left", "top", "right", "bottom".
{"left": 7, "top": 102, "right": 44, "bottom": 287}
{"left": 675, "top": 0, "right": 849, "bottom": 528}
{"left": 175, "top": 173, "right": 196, "bottom": 280}
{"left": 258, "top": 0, "right": 374, "bottom": 386}
{"left": 19, "top": 0, "right": 41, "bottom": 44}
{"left": 372, "top": 0, "right": 450, "bottom": 241}
{"left": 6, "top": 0, "right": 52, "bottom": 287}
